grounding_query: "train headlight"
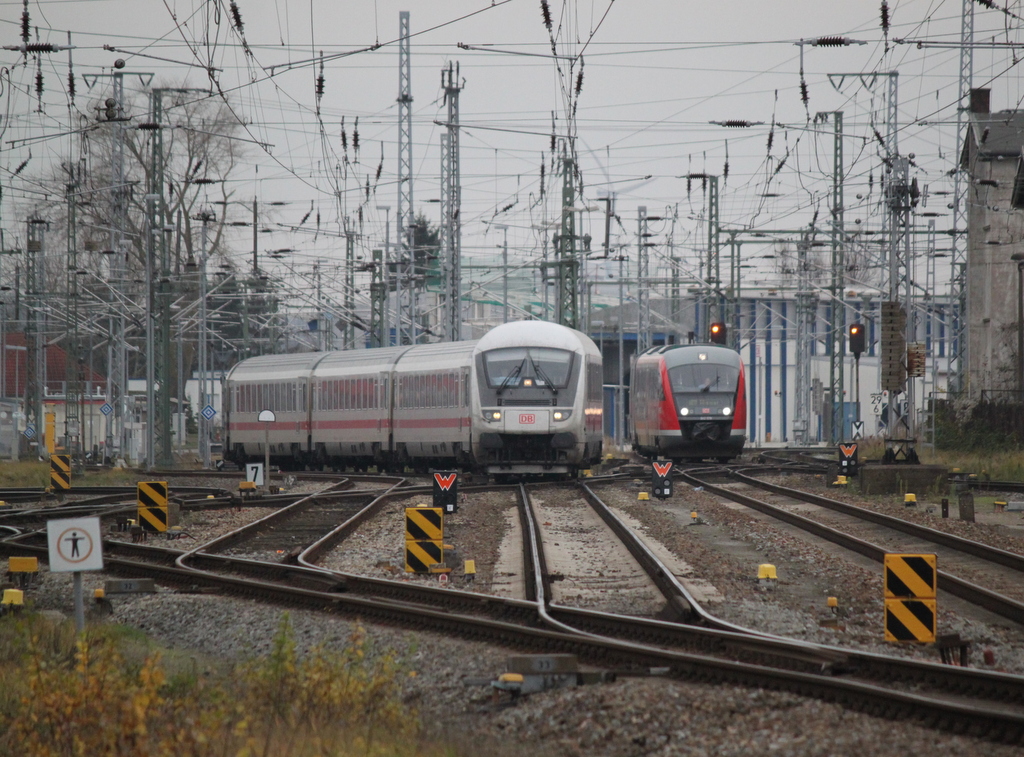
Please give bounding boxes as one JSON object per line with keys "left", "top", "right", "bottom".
{"left": 722, "top": 407, "right": 732, "bottom": 416}
{"left": 486, "top": 411, "right": 502, "bottom": 421}
{"left": 552, "top": 410, "right": 573, "bottom": 421}
{"left": 680, "top": 407, "right": 689, "bottom": 417}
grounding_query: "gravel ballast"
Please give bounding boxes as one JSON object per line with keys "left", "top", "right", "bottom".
{"left": 17, "top": 470, "right": 1024, "bottom": 754}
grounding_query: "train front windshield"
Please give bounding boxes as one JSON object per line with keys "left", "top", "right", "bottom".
{"left": 482, "top": 347, "right": 573, "bottom": 388}
{"left": 669, "top": 363, "right": 739, "bottom": 394}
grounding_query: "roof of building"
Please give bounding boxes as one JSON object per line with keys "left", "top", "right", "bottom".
{"left": 964, "top": 111, "right": 1024, "bottom": 161}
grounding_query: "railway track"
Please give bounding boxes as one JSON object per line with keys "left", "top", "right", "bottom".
{"left": 680, "top": 465, "right": 1024, "bottom": 625}
{"left": 5, "top": 471, "right": 1024, "bottom": 741}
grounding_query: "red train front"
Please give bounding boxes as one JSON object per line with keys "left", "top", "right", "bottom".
{"left": 629, "top": 344, "right": 747, "bottom": 462}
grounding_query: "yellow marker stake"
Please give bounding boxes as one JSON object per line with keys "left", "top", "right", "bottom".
{"left": 757, "top": 564, "right": 777, "bottom": 580}
{"left": 827, "top": 596, "right": 838, "bottom": 608}
{"left": 637, "top": 492, "right": 649, "bottom": 501}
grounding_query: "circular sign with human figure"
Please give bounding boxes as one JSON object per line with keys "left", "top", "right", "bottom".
{"left": 46, "top": 517, "right": 104, "bottom": 573}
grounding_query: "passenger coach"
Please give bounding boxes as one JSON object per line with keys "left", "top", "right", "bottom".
{"left": 223, "top": 320, "right": 602, "bottom": 476}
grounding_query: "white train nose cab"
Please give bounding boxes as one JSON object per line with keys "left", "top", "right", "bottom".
{"left": 472, "top": 321, "right": 603, "bottom": 475}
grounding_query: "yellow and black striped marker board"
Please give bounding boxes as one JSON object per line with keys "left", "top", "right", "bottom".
{"left": 50, "top": 455, "right": 71, "bottom": 491}
{"left": 405, "top": 540, "right": 444, "bottom": 573}
{"left": 884, "top": 553, "right": 937, "bottom": 599}
{"left": 884, "top": 598, "right": 937, "bottom": 642}
{"left": 405, "top": 507, "right": 444, "bottom": 542}
{"left": 137, "top": 481, "right": 169, "bottom": 533}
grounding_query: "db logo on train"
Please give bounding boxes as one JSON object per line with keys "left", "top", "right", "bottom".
{"left": 519, "top": 413, "right": 536, "bottom": 424}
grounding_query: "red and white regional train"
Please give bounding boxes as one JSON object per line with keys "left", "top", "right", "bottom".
{"left": 629, "top": 343, "right": 747, "bottom": 462}
{"left": 223, "top": 320, "right": 604, "bottom": 476}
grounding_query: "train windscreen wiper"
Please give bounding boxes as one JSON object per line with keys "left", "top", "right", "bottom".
{"left": 497, "top": 360, "right": 524, "bottom": 394}
{"left": 529, "top": 356, "right": 558, "bottom": 394}
{"left": 699, "top": 372, "right": 720, "bottom": 393}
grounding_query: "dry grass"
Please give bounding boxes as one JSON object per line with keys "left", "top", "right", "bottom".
{"left": 0, "top": 612, "right": 457, "bottom": 757}
{"left": 0, "top": 462, "right": 138, "bottom": 488}
{"left": 917, "top": 448, "right": 1024, "bottom": 482}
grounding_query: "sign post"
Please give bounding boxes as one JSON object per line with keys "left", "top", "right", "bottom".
{"left": 838, "top": 443, "right": 859, "bottom": 477}
{"left": 46, "top": 516, "right": 104, "bottom": 632}
{"left": 883, "top": 553, "right": 937, "bottom": 643}
{"left": 258, "top": 409, "right": 275, "bottom": 492}
{"left": 432, "top": 470, "right": 459, "bottom": 513}
{"left": 651, "top": 460, "right": 673, "bottom": 499}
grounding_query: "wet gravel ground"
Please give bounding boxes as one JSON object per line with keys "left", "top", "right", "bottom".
{"left": 14, "top": 468, "right": 1024, "bottom": 755}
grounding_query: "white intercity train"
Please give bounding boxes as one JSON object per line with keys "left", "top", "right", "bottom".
{"left": 223, "top": 320, "right": 604, "bottom": 477}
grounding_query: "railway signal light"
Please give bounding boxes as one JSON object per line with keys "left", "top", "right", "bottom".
{"left": 849, "top": 323, "right": 865, "bottom": 357}
{"left": 709, "top": 322, "right": 727, "bottom": 344}
{"left": 103, "top": 97, "right": 118, "bottom": 121}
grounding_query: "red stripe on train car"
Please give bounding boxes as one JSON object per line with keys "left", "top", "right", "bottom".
{"left": 394, "top": 417, "right": 470, "bottom": 429}
{"left": 231, "top": 421, "right": 310, "bottom": 431}
{"left": 313, "top": 419, "right": 384, "bottom": 430}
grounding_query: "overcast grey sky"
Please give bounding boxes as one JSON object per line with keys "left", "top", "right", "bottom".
{"left": 2, "top": 0, "right": 1022, "bottom": 313}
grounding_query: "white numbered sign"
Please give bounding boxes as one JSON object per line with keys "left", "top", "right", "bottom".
{"left": 870, "top": 393, "right": 883, "bottom": 416}
{"left": 246, "top": 463, "right": 265, "bottom": 486}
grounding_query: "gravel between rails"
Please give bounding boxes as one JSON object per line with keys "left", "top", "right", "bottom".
{"left": 15, "top": 472, "right": 1024, "bottom": 755}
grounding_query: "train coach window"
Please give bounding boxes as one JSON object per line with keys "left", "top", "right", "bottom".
{"left": 483, "top": 347, "right": 573, "bottom": 388}
{"left": 669, "top": 364, "right": 739, "bottom": 393}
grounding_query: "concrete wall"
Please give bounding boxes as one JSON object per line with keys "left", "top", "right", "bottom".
{"left": 966, "top": 149, "right": 1024, "bottom": 397}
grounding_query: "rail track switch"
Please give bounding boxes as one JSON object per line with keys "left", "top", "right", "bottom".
{"left": 488, "top": 655, "right": 612, "bottom": 699}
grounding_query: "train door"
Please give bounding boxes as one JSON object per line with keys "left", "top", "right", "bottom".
{"left": 381, "top": 372, "right": 393, "bottom": 455}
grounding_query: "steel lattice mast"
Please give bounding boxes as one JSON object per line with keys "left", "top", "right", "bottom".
{"left": 949, "top": 0, "right": 974, "bottom": 395}
{"left": 64, "top": 167, "right": 82, "bottom": 464}
{"left": 793, "top": 235, "right": 814, "bottom": 445}
{"left": 439, "top": 62, "right": 463, "bottom": 341}
{"left": 25, "top": 218, "right": 45, "bottom": 454}
{"left": 637, "top": 206, "right": 651, "bottom": 355}
{"left": 827, "top": 112, "right": 846, "bottom": 444}
{"left": 146, "top": 89, "right": 172, "bottom": 468}
{"left": 396, "top": 11, "right": 414, "bottom": 344}
{"left": 555, "top": 148, "right": 579, "bottom": 329}
{"left": 108, "top": 71, "right": 128, "bottom": 461}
